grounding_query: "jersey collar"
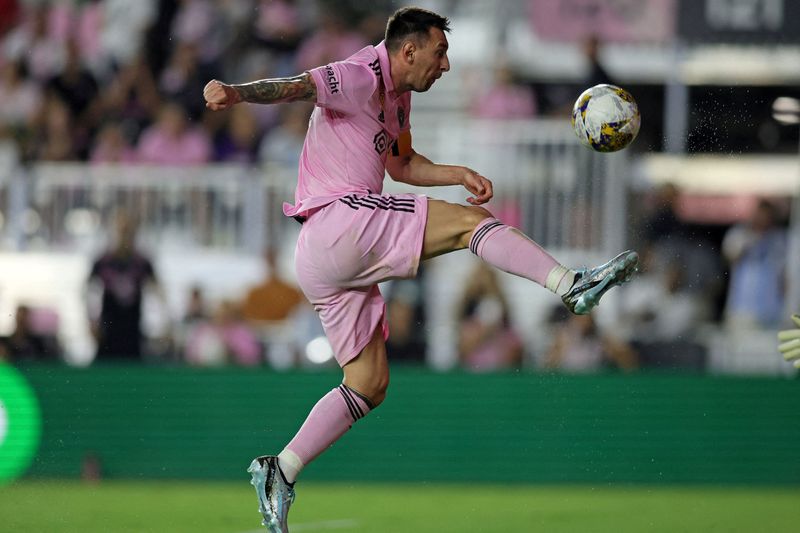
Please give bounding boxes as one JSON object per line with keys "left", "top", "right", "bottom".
{"left": 375, "top": 41, "right": 397, "bottom": 98}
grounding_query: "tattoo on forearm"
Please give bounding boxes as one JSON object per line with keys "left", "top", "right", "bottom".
{"left": 232, "top": 73, "right": 317, "bottom": 104}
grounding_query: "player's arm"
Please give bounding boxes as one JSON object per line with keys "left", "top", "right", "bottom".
{"left": 204, "top": 73, "right": 317, "bottom": 110}
{"left": 778, "top": 314, "right": 800, "bottom": 368}
{"left": 386, "top": 148, "right": 493, "bottom": 205}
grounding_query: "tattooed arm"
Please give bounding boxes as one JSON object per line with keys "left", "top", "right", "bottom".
{"left": 203, "top": 73, "right": 317, "bottom": 111}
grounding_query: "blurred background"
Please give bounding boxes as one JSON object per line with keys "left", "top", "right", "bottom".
{"left": 0, "top": 0, "right": 798, "bottom": 531}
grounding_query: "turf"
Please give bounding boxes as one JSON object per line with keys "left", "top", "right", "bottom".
{"left": 1, "top": 481, "right": 797, "bottom": 532}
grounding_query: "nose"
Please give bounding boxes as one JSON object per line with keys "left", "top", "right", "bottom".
{"left": 441, "top": 54, "right": 450, "bottom": 72}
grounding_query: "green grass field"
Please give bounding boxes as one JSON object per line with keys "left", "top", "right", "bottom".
{"left": 1, "top": 481, "right": 798, "bottom": 532}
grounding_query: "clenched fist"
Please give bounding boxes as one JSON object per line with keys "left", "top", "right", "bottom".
{"left": 203, "top": 80, "right": 241, "bottom": 111}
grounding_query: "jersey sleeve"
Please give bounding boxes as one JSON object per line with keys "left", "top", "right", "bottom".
{"left": 309, "top": 60, "right": 376, "bottom": 114}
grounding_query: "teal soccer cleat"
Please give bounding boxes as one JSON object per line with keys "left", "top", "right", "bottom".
{"left": 562, "top": 250, "right": 639, "bottom": 315}
{"left": 248, "top": 456, "right": 295, "bottom": 533}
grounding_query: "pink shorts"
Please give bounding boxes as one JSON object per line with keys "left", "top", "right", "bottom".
{"left": 294, "top": 192, "right": 429, "bottom": 366}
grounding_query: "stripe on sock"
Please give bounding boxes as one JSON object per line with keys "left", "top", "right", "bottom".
{"left": 342, "top": 384, "right": 376, "bottom": 410}
{"left": 337, "top": 385, "right": 361, "bottom": 422}
{"left": 469, "top": 220, "right": 504, "bottom": 254}
{"left": 338, "top": 385, "right": 364, "bottom": 419}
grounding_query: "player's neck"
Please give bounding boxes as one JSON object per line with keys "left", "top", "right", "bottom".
{"left": 388, "top": 54, "right": 411, "bottom": 95}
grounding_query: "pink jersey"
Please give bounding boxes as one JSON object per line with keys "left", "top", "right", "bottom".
{"left": 283, "top": 41, "right": 412, "bottom": 218}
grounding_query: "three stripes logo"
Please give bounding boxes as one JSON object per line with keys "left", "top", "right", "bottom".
{"left": 469, "top": 220, "right": 504, "bottom": 254}
{"left": 368, "top": 58, "right": 381, "bottom": 78}
{"left": 337, "top": 384, "right": 374, "bottom": 422}
{"left": 339, "top": 194, "right": 415, "bottom": 213}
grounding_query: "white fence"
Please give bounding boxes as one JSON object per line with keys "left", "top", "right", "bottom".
{"left": 0, "top": 119, "right": 629, "bottom": 258}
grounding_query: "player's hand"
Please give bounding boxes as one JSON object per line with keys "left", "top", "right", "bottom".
{"left": 459, "top": 167, "right": 493, "bottom": 205}
{"left": 203, "top": 79, "right": 241, "bottom": 111}
{"left": 778, "top": 314, "right": 800, "bottom": 368}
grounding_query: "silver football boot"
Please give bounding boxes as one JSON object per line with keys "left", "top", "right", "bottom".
{"left": 562, "top": 250, "right": 639, "bottom": 315}
{"left": 248, "top": 455, "right": 295, "bottom": 533}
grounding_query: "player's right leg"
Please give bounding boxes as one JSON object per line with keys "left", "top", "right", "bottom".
{"left": 422, "top": 199, "right": 638, "bottom": 314}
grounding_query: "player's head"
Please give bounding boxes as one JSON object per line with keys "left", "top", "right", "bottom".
{"left": 385, "top": 7, "right": 451, "bottom": 93}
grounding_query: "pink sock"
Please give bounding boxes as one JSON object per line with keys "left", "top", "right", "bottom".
{"left": 281, "top": 384, "right": 373, "bottom": 481}
{"left": 469, "top": 218, "right": 570, "bottom": 290}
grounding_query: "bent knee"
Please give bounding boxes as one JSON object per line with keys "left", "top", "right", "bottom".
{"left": 457, "top": 206, "right": 493, "bottom": 248}
{"left": 346, "top": 374, "right": 389, "bottom": 408}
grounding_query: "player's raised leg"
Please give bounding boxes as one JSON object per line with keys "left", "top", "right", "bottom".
{"left": 248, "top": 328, "right": 387, "bottom": 532}
{"left": 422, "top": 199, "right": 638, "bottom": 314}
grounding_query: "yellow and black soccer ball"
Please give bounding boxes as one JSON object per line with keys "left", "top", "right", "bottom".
{"left": 571, "top": 84, "right": 640, "bottom": 153}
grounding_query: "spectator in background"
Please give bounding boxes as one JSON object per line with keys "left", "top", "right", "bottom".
{"left": 175, "top": 283, "right": 209, "bottom": 364}
{"left": 214, "top": 104, "right": 261, "bottom": 163}
{"left": 87, "top": 210, "right": 167, "bottom": 360}
{"left": 258, "top": 102, "right": 312, "bottom": 167}
{"left": 99, "top": 53, "right": 160, "bottom": 141}
{"left": 252, "top": 0, "right": 305, "bottom": 77}
{"left": 722, "top": 198, "right": 788, "bottom": 329}
{"left": 159, "top": 41, "right": 217, "bottom": 121}
{"left": 471, "top": 63, "right": 537, "bottom": 120}
{"left": 2, "top": 4, "right": 64, "bottom": 83}
{"left": 184, "top": 284, "right": 209, "bottom": 324}
{"left": 241, "top": 248, "right": 304, "bottom": 324}
{"left": 620, "top": 247, "right": 707, "bottom": 343}
{"left": 136, "top": 101, "right": 211, "bottom": 165}
{"left": 641, "top": 183, "right": 686, "bottom": 255}
{"left": 35, "top": 96, "right": 78, "bottom": 161}
{"left": 582, "top": 35, "right": 612, "bottom": 88}
{"left": 545, "top": 308, "right": 638, "bottom": 373}
{"left": 46, "top": 39, "right": 100, "bottom": 143}
{"left": 99, "top": 0, "right": 157, "bottom": 70}
{"left": 0, "top": 304, "right": 60, "bottom": 362}
{"left": 184, "top": 299, "right": 262, "bottom": 367}
{"left": 294, "top": 8, "right": 367, "bottom": 71}
{"left": 457, "top": 263, "right": 523, "bottom": 372}
{"left": 385, "top": 275, "right": 427, "bottom": 364}
{"left": 0, "top": 0, "right": 20, "bottom": 37}
{"left": 89, "top": 122, "right": 137, "bottom": 163}
{"left": 637, "top": 183, "right": 723, "bottom": 316}
{"left": 0, "top": 59, "right": 42, "bottom": 149}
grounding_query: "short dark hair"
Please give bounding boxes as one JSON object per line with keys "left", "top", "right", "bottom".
{"left": 385, "top": 7, "right": 450, "bottom": 52}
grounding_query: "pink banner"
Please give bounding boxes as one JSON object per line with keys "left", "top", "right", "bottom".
{"left": 529, "top": 0, "right": 677, "bottom": 43}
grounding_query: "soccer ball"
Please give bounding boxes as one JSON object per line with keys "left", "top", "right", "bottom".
{"left": 571, "top": 84, "right": 640, "bottom": 153}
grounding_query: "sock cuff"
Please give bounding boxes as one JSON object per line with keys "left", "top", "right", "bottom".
{"left": 469, "top": 218, "right": 504, "bottom": 255}
{"left": 278, "top": 449, "right": 303, "bottom": 485}
{"left": 545, "top": 265, "right": 572, "bottom": 295}
{"left": 337, "top": 384, "right": 373, "bottom": 422}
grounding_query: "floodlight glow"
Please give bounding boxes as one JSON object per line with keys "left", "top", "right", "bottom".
{"left": 772, "top": 97, "right": 800, "bottom": 125}
{"left": 305, "top": 336, "right": 334, "bottom": 364}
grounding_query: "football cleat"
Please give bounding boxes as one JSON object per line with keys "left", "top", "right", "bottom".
{"left": 248, "top": 455, "right": 295, "bottom": 533}
{"left": 562, "top": 250, "right": 639, "bottom": 315}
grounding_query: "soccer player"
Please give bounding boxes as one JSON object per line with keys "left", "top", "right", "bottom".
{"left": 204, "top": 7, "right": 639, "bottom": 532}
{"left": 778, "top": 314, "right": 800, "bottom": 367}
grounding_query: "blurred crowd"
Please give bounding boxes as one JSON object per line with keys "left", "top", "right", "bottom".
{"left": 0, "top": 1, "right": 794, "bottom": 373}
{"left": 2, "top": 184, "right": 789, "bottom": 373}
{"left": 0, "top": 0, "right": 395, "bottom": 166}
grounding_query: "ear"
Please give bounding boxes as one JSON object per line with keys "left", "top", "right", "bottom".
{"left": 401, "top": 40, "right": 416, "bottom": 64}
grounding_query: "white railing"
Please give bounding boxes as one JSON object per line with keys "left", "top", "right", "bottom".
{"left": 1, "top": 118, "right": 629, "bottom": 260}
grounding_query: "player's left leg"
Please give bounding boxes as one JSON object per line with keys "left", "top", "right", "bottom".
{"left": 422, "top": 199, "right": 638, "bottom": 314}
{"left": 249, "top": 327, "right": 386, "bottom": 533}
